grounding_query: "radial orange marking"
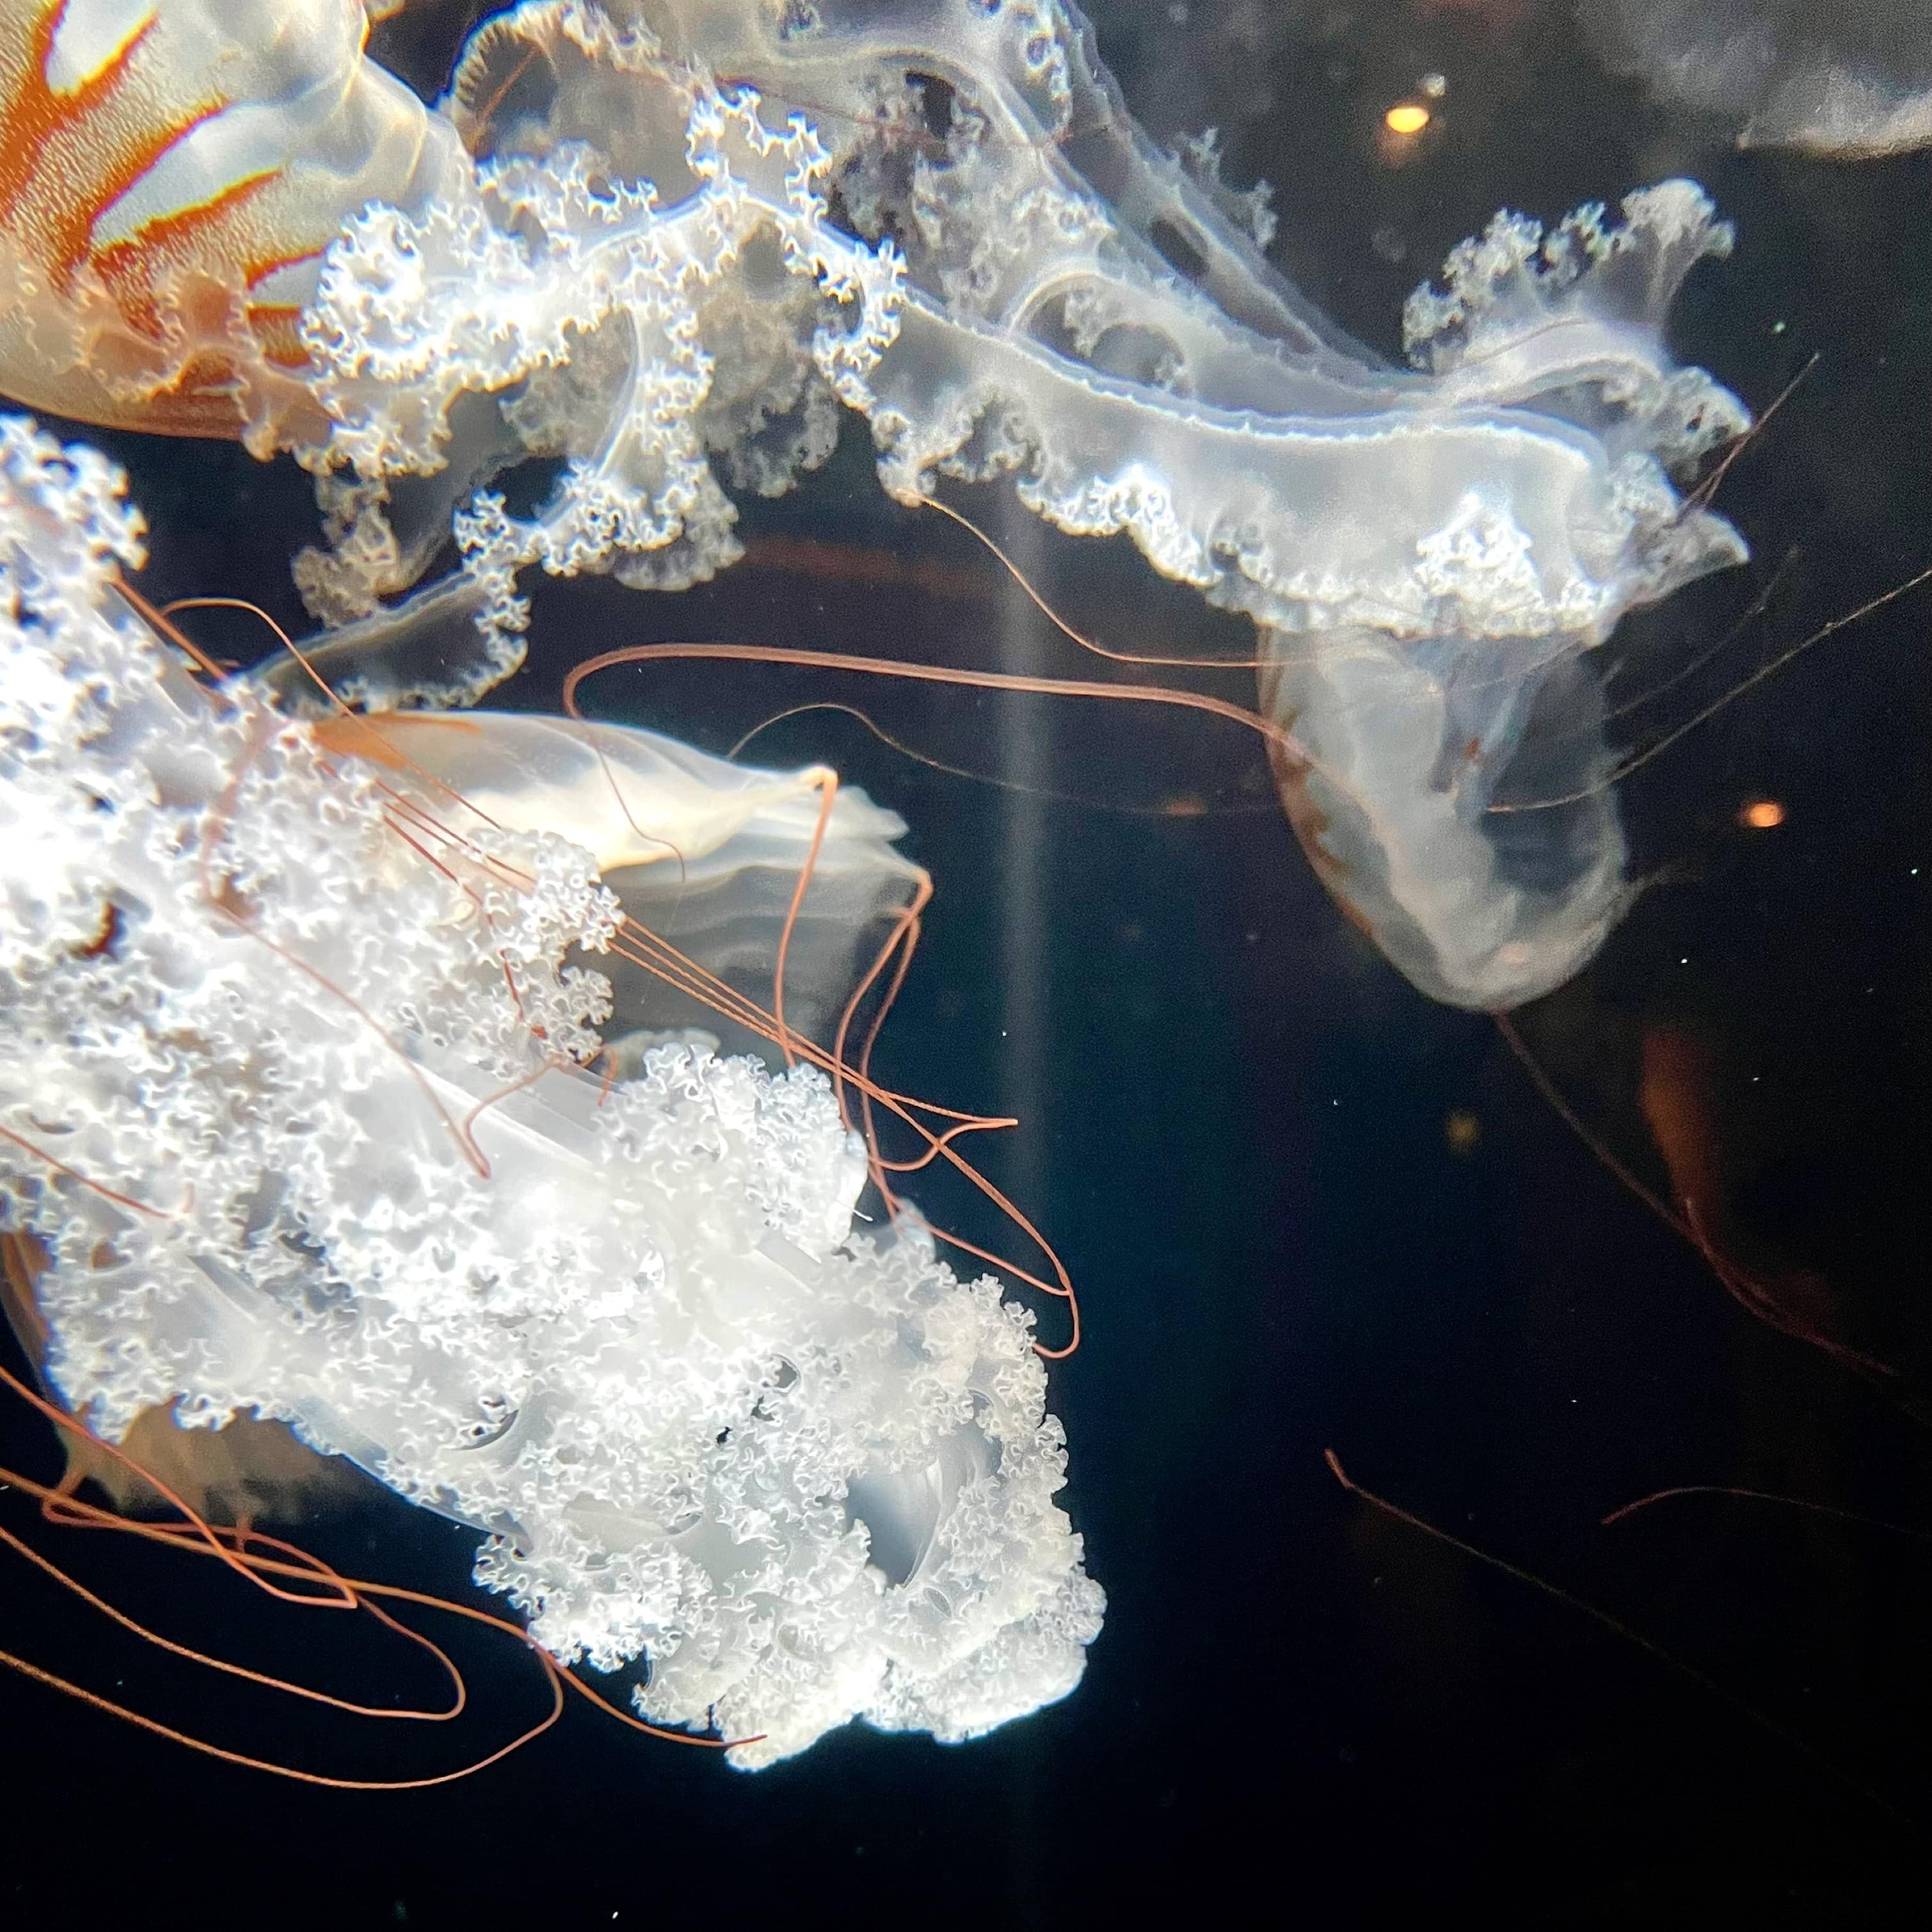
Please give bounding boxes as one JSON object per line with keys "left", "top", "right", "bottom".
{"left": 163, "top": 347, "right": 242, "bottom": 397}
{"left": 243, "top": 243, "right": 325, "bottom": 366}
{"left": 0, "top": 2, "right": 156, "bottom": 220}
{"left": 246, "top": 303, "right": 314, "bottom": 369}
{"left": 0, "top": 3, "right": 236, "bottom": 291}
{"left": 91, "top": 164, "right": 278, "bottom": 285}
{"left": 244, "top": 244, "right": 324, "bottom": 292}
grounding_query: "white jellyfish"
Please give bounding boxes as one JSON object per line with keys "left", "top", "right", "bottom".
{"left": 0, "top": 0, "right": 1753, "bottom": 1018}
{"left": 0, "top": 414, "right": 1103, "bottom": 1768}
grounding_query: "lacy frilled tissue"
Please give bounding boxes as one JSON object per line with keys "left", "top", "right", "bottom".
{"left": 0, "top": 412, "right": 1103, "bottom": 1767}
{"left": 299, "top": 0, "right": 1758, "bottom": 1008}
{"left": 0, "top": 0, "right": 1758, "bottom": 1009}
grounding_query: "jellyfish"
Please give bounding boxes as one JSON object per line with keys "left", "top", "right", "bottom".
{"left": 1587, "top": 0, "right": 1932, "bottom": 156}
{"left": 312, "top": 1, "right": 1755, "bottom": 1008}
{"left": 0, "top": 0, "right": 1751, "bottom": 1019}
{"left": 0, "top": 0, "right": 470, "bottom": 448}
{"left": 0, "top": 413, "right": 1103, "bottom": 1768}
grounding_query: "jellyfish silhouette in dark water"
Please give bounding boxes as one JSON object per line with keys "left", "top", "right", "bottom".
{"left": 0, "top": 0, "right": 1751, "bottom": 1012}
{"left": 1589, "top": 0, "right": 1932, "bottom": 156}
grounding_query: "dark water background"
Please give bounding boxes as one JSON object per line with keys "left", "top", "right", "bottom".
{"left": 5, "top": 2, "right": 1932, "bottom": 1921}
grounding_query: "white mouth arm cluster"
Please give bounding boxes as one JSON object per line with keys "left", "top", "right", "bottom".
{"left": 281, "top": 1, "right": 1753, "bottom": 1007}
{"left": 0, "top": 413, "right": 1102, "bottom": 1768}
{"left": 0, "top": 1, "right": 1764, "bottom": 1008}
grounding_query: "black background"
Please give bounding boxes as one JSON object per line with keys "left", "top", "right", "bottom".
{"left": 4, "top": 3, "right": 1931, "bottom": 1923}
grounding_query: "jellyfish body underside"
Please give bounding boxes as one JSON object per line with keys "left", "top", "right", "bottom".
{"left": 1263, "top": 627, "right": 1630, "bottom": 1010}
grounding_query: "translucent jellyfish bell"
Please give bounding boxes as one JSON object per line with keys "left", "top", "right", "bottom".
{"left": 1261, "top": 627, "right": 1629, "bottom": 1010}
{"left": 303, "top": 705, "right": 931, "bottom": 1062}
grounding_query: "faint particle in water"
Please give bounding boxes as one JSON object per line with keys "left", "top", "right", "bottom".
{"left": 1419, "top": 73, "right": 1449, "bottom": 100}
{"left": 1369, "top": 224, "right": 1408, "bottom": 264}
{"left": 1444, "top": 1110, "right": 1482, "bottom": 1155}
{"left": 1739, "top": 797, "right": 1787, "bottom": 829}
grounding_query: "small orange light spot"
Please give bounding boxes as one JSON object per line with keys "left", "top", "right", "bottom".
{"left": 1384, "top": 102, "right": 1431, "bottom": 136}
{"left": 1444, "top": 1110, "right": 1481, "bottom": 1155}
{"left": 1159, "top": 792, "right": 1208, "bottom": 818}
{"left": 1739, "top": 798, "right": 1786, "bottom": 830}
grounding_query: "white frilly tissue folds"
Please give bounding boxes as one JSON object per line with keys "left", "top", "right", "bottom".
{"left": 271, "top": 0, "right": 1756, "bottom": 1008}
{"left": 0, "top": 1, "right": 1759, "bottom": 1002}
{"left": 0, "top": 415, "right": 1103, "bottom": 1768}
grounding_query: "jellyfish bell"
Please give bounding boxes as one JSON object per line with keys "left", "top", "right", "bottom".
{"left": 0, "top": 413, "right": 1101, "bottom": 1768}
{"left": 0, "top": 0, "right": 467, "bottom": 451}
{"left": 295, "top": 703, "right": 932, "bottom": 1067}
{"left": 1259, "top": 623, "right": 1632, "bottom": 1010}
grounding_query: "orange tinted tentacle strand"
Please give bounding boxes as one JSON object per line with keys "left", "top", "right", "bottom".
{"left": 852, "top": 904, "right": 925, "bottom": 1163}
{"left": 113, "top": 581, "right": 234, "bottom": 683}
{"left": 1601, "top": 1485, "right": 1932, "bottom": 1539}
{"left": 0, "top": 1513, "right": 467, "bottom": 1722}
{"left": 559, "top": 635, "right": 1400, "bottom": 870}
{"left": 0, "top": 1377, "right": 743, "bottom": 1760}
{"left": 615, "top": 890, "right": 1075, "bottom": 1345}
{"left": 0, "top": 1122, "right": 179, "bottom": 1220}
{"left": 829, "top": 876, "right": 930, "bottom": 1131}
{"left": 163, "top": 595, "right": 512, "bottom": 834}
{"left": 1495, "top": 1014, "right": 1899, "bottom": 1384}
{"left": 772, "top": 769, "right": 839, "bottom": 1068}
{"left": 562, "top": 641, "right": 1304, "bottom": 758}
{"left": 0, "top": 1640, "right": 564, "bottom": 1792}
{"left": 0, "top": 1357, "right": 355, "bottom": 1610}
{"left": 917, "top": 493, "right": 1265, "bottom": 669}
{"left": 1325, "top": 1448, "right": 1901, "bottom": 1821}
